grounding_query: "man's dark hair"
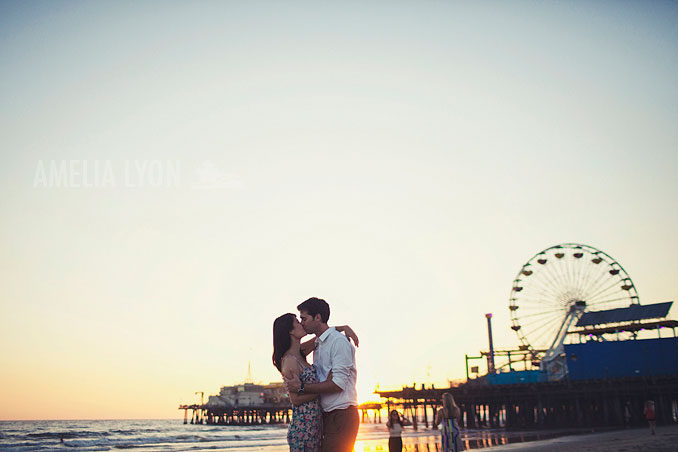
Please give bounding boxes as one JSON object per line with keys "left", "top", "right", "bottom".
{"left": 297, "top": 297, "right": 330, "bottom": 323}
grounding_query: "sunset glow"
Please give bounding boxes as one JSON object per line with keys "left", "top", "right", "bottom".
{"left": 1, "top": 1, "right": 676, "bottom": 421}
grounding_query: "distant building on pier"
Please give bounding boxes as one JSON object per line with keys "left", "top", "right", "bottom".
{"left": 206, "top": 382, "right": 288, "bottom": 409}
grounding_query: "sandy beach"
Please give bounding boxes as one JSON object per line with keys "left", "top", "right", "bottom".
{"left": 485, "top": 425, "right": 678, "bottom": 452}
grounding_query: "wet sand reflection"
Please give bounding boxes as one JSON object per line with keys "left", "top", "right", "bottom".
{"left": 354, "top": 427, "right": 597, "bottom": 451}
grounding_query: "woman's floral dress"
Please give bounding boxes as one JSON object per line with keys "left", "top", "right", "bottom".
{"left": 288, "top": 364, "right": 322, "bottom": 452}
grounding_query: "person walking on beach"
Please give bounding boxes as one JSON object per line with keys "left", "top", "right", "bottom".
{"left": 644, "top": 400, "right": 656, "bottom": 435}
{"left": 272, "top": 313, "right": 359, "bottom": 452}
{"left": 386, "top": 410, "right": 412, "bottom": 452}
{"left": 623, "top": 401, "right": 632, "bottom": 428}
{"left": 435, "top": 392, "right": 464, "bottom": 452}
{"left": 285, "top": 297, "right": 360, "bottom": 452}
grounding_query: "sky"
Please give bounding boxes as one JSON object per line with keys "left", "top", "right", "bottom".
{"left": 1, "top": 0, "right": 677, "bottom": 420}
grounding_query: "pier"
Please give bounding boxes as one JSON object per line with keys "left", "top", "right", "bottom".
{"left": 179, "top": 403, "right": 293, "bottom": 425}
{"left": 377, "top": 375, "right": 678, "bottom": 429}
{"left": 179, "top": 401, "right": 385, "bottom": 425}
{"left": 180, "top": 375, "right": 678, "bottom": 428}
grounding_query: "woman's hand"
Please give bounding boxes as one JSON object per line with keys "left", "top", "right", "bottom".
{"left": 325, "top": 370, "right": 333, "bottom": 383}
{"left": 337, "top": 325, "right": 359, "bottom": 347}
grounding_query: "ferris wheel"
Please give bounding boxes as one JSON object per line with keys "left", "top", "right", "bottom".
{"left": 509, "top": 243, "right": 639, "bottom": 359}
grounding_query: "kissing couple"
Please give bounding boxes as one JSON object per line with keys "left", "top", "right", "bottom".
{"left": 272, "top": 297, "right": 359, "bottom": 452}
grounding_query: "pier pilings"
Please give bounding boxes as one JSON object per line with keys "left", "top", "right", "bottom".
{"left": 377, "top": 375, "right": 678, "bottom": 429}
{"left": 179, "top": 404, "right": 292, "bottom": 426}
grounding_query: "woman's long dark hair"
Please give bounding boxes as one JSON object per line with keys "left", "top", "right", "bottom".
{"left": 442, "top": 392, "right": 461, "bottom": 420}
{"left": 272, "top": 313, "right": 296, "bottom": 372}
{"left": 386, "top": 410, "right": 402, "bottom": 428}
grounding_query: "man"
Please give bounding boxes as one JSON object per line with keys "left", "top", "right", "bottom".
{"left": 285, "top": 297, "right": 359, "bottom": 452}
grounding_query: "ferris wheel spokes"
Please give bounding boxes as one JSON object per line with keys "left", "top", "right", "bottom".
{"left": 508, "top": 243, "right": 640, "bottom": 362}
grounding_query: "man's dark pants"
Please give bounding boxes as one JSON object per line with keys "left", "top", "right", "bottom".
{"left": 322, "top": 406, "right": 359, "bottom": 452}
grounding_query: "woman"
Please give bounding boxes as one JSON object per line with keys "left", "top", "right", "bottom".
{"left": 385, "top": 410, "right": 411, "bottom": 452}
{"left": 644, "top": 400, "right": 656, "bottom": 435}
{"left": 434, "top": 392, "right": 464, "bottom": 452}
{"left": 272, "top": 313, "right": 358, "bottom": 452}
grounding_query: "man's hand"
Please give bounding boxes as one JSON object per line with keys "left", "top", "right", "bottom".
{"left": 284, "top": 374, "right": 302, "bottom": 393}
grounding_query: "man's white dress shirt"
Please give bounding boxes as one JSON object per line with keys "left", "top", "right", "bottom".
{"left": 313, "top": 327, "right": 358, "bottom": 412}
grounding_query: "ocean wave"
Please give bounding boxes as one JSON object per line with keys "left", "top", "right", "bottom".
{"left": 109, "top": 429, "right": 161, "bottom": 436}
{"left": 26, "top": 430, "right": 112, "bottom": 439}
{"left": 0, "top": 420, "right": 289, "bottom": 451}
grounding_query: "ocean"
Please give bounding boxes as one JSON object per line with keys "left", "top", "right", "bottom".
{"left": 0, "top": 419, "right": 592, "bottom": 451}
{"left": 1, "top": 420, "right": 288, "bottom": 451}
